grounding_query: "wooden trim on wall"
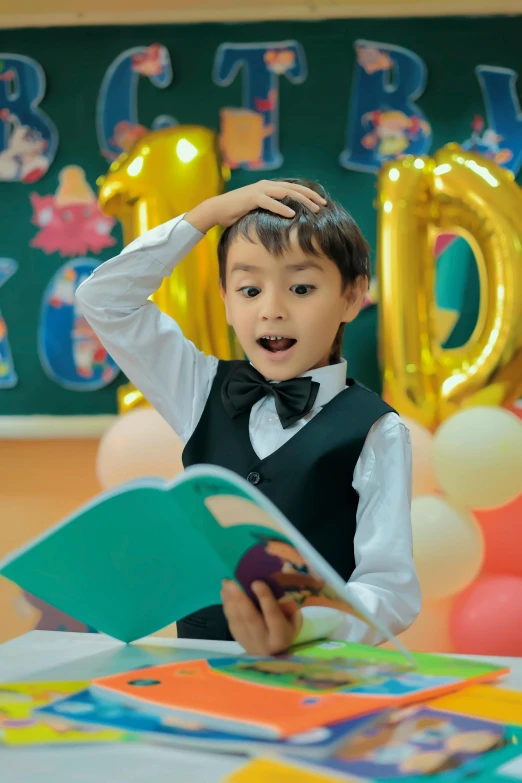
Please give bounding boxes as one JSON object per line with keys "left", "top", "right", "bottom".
{"left": 0, "top": 416, "right": 116, "bottom": 439}
{"left": 0, "top": 3, "right": 520, "bottom": 30}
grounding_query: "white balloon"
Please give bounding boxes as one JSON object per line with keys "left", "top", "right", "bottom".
{"left": 96, "top": 408, "right": 183, "bottom": 490}
{"left": 433, "top": 406, "right": 522, "bottom": 510}
{"left": 411, "top": 495, "right": 484, "bottom": 600}
{"left": 402, "top": 416, "right": 437, "bottom": 497}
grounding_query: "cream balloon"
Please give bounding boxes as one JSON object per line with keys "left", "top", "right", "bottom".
{"left": 433, "top": 406, "right": 522, "bottom": 510}
{"left": 96, "top": 409, "right": 184, "bottom": 490}
{"left": 402, "top": 416, "right": 438, "bottom": 497}
{"left": 411, "top": 495, "right": 484, "bottom": 600}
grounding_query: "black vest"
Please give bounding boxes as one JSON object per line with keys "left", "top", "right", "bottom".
{"left": 178, "top": 359, "right": 394, "bottom": 641}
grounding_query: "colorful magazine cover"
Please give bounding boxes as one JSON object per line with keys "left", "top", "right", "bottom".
{"left": 429, "top": 685, "right": 522, "bottom": 728}
{"left": 90, "top": 652, "right": 508, "bottom": 741}
{"left": 91, "top": 657, "right": 394, "bottom": 739}
{"left": 293, "top": 641, "right": 509, "bottom": 689}
{"left": 0, "top": 681, "right": 132, "bottom": 746}
{"left": 232, "top": 707, "right": 522, "bottom": 782}
{"left": 38, "top": 686, "right": 378, "bottom": 758}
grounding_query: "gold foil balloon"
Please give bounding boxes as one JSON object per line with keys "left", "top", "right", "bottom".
{"left": 98, "top": 125, "right": 242, "bottom": 413}
{"left": 377, "top": 143, "right": 522, "bottom": 429}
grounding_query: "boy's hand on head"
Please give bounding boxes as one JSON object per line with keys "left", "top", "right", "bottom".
{"left": 185, "top": 180, "right": 326, "bottom": 234}
{"left": 221, "top": 579, "right": 302, "bottom": 656}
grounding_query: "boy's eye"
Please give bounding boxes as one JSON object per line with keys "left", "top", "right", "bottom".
{"left": 239, "top": 286, "right": 261, "bottom": 298}
{"left": 291, "top": 284, "right": 315, "bottom": 296}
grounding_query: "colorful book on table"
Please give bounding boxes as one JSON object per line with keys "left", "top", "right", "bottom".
{"left": 37, "top": 686, "right": 378, "bottom": 758}
{"left": 0, "top": 463, "right": 409, "bottom": 659}
{"left": 0, "top": 681, "right": 132, "bottom": 746}
{"left": 89, "top": 648, "right": 508, "bottom": 740}
{"left": 229, "top": 705, "right": 522, "bottom": 783}
{"left": 292, "top": 640, "right": 510, "bottom": 689}
{"left": 429, "top": 685, "right": 522, "bottom": 727}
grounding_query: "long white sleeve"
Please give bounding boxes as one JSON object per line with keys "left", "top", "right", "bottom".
{"left": 296, "top": 414, "right": 421, "bottom": 646}
{"left": 75, "top": 216, "right": 218, "bottom": 442}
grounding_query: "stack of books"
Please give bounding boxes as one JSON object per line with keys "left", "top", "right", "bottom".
{"left": 2, "top": 643, "right": 521, "bottom": 782}
{"left": 1, "top": 465, "right": 521, "bottom": 779}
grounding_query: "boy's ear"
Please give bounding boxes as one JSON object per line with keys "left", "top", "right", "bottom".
{"left": 341, "top": 276, "right": 369, "bottom": 324}
{"left": 220, "top": 284, "right": 232, "bottom": 325}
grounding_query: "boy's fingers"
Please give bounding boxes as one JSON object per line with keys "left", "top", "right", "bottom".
{"left": 258, "top": 194, "right": 295, "bottom": 217}
{"left": 237, "top": 598, "right": 270, "bottom": 654}
{"left": 267, "top": 186, "right": 321, "bottom": 212}
{"left": 269, "top": 182, "right": 327, "bottom": 204}
{"left": 253, "top": 582, "right": 290, "bottom": 645}
{"left": 279, "top": 598, "right": 300, "bottom": 619}
{"left": 221, "top": 581, "right": 270, "bottom": 654}
{"left": 221, "top": 581, "right": 245, "bottom": 622}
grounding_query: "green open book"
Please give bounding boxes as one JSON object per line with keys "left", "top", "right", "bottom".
{"left": 0, "top": 464, "right": 410, "bottom": 660}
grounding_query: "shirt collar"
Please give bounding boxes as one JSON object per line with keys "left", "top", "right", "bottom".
{"left": 298, "top": 359, "right": 347, "bottom": 409}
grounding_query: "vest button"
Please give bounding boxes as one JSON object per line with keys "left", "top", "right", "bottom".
{"left": 247, "top": 471, "right": 261, "bottom": 485}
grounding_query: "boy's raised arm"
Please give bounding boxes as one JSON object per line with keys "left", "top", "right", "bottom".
{"left": 75, "top": 215, "right": 217, "bottom": 443}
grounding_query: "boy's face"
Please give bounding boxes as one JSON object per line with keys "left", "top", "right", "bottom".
{"left": 221, "top": 230, "right": 366, "bottom": 381}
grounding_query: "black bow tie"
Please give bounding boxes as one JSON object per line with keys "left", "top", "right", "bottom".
{"left": 221, "top": 363, "right": 320, "bottom": 429}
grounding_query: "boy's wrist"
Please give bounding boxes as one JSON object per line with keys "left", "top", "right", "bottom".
{"left": 185, "top": 198, "right": 219, "bottom": 234}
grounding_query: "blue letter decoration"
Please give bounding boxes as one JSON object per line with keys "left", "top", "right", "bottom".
{"left": 0, "top": 55, "right": 58, "bottom": 182}
{"left": 340, "top": 40, "right": 431, "bottom": 174}
{"left": 213, "top": 41, "right": 307, "bottom": 170}
{"left": 97, "top": 44, "right": 176, "bottom": 161}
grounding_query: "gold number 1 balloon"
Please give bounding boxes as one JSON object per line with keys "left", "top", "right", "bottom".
{"left": 377, "top": 143, "right": 522, "bottom": 429}
{"left": 98, "top": 125, "right": 243, "bottom": 413}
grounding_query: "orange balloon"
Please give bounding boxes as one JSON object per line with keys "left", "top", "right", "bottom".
{"left": 383, "top": 598, "right": 454, "bottom": 653}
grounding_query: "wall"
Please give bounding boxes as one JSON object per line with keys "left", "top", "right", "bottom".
{"left": 0, "top": 439, "right": 101, "bottom": 641}
{"left": 1, "top": 12, "right": 521, "bottom": 644}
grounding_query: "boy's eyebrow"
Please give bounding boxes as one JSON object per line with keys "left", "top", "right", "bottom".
{"left": 285, "top": 261, "right": 324, "bottom": 273}
{"left": 229, "top": 263, "right": 261, "bottom": 274}
{"left": 229, "top": 260, "right": 324, "bottom": 274}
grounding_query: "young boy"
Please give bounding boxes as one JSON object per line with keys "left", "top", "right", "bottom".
{"left": 76, "top": 178, "right": 421, "bottom": 655}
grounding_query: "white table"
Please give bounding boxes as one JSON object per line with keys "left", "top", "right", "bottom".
{"left": 1, "top": 631, "right": 521, "bottom": 783}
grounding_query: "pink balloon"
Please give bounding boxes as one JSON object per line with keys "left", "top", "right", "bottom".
{"left": 450, "top": 575, "right": 522, "bottom": 656}
{"left": 508, "top": 401, "right": 522, "bottom": 420}
{"left": 474, "top": 493, "right": 522, "bottom": 577}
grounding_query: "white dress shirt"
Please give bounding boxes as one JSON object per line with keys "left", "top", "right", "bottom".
{"left": 76, "top": 214, "right": 421, "bottom": 646}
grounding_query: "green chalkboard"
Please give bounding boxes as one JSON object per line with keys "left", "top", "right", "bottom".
{"left": 0, "top": 17, "right": 520, "bottom": 416}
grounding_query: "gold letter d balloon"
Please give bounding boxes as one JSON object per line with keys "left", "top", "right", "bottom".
{"left": 98, "top": 125, "right": 243, "bottom": 413}
{"left": 377, "top": 143, "right": 522, "bottom": 429}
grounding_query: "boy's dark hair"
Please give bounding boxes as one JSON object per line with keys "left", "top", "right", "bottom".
{"left": 217, "top": 178, "right": 371, "bottom": 365}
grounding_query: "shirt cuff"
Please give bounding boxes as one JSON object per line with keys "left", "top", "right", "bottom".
{"left": 294, "top": 607, "right": 343, "bottom": 646}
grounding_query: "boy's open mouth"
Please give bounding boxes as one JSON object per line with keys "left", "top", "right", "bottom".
{"left": 257, "top": 336, "right": 297, "bottom": 353}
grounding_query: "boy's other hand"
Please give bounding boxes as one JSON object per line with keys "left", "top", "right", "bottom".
{"left": 221, "top": 578, "right": 302, "bottom": 656}
{"left": 185, "top": 180, "right": 326, "bottom": 234}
